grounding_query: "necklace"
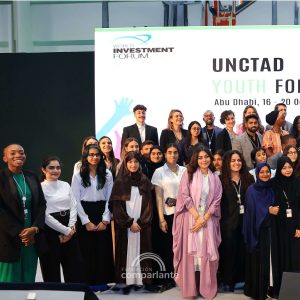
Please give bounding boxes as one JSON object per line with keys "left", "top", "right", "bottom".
{"left": 13, "top": 173, "right": 27, "bottom": 210}
{"left": 206, "top": 128, "right": 215, "bottom": 149}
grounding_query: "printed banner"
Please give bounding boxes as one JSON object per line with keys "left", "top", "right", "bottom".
{"left": 95, "top": 26, "right": 300, "bottom": 155}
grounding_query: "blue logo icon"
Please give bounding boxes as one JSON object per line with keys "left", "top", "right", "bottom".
{"left": 113, "top": 34, "right": 152, "bottom": 44}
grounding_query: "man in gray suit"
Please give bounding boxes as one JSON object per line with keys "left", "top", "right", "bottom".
{"left": 232, "top": 114, "right": 263, "bottom": 169}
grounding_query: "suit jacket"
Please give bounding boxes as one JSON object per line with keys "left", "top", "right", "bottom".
{"left": 215, "top": 128, "right": 233, "bottom": 153}
{"left": 121, "top": 123, "right": 158, "bottom": 147}
{"left": 0, "top": 168, "right": 46, "bottom": 262}
{"left": 202, "top": 125, "right": 222, "bottom": 154}
{"left": 232, "top": 132, "right": 263, "bottom": 169}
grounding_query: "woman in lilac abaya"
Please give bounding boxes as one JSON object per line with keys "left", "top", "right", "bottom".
{"left": 173, "top": 146, "right": 222, "bottom": 299}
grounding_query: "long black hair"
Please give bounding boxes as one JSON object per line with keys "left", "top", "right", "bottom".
{"left": 80, "top": 144, "right": 107, "bottom": 190}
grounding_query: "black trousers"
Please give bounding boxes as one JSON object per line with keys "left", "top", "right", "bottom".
{"left": 39, "top": 213, "right": 85, "bottom": 283}
{"left": 78, "top": 201, "right": 115, "bottom": 285}
{"left": 157, "top": 214, "right": 174, "bottom": 284}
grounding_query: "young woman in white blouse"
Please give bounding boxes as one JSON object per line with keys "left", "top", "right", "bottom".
{"left": 39, "top": 156, "right": 84, "bottom": 283}
{"left": 151, "top": 143, "right": 186, "bottom": 290}
{"left": 71, "top": 144, "right": 114, "bottom": 285}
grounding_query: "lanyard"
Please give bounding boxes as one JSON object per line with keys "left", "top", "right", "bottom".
{"left": 232, "top": 180, "right": 242, "bottom": 204}
{"left": 283, "top": 190, "right": 290, "bottom": 209}
{"left": 13, "top": 174, "right": 27, "bottom": 209}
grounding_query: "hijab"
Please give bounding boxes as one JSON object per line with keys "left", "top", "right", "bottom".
{"left": 145, "top": 146, "right": 165, "bottom": 180}
{"left": 274, "top": 156, "right": 295, "bottom": 189}
{"left": 110, "top": 151, "right": 148, "bottom": 201}
{"left": 243, "top": 162, "right": 275, "bottom": 251}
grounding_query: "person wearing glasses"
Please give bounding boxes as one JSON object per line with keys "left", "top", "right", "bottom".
{"left": 283, "top": 145, "right": 300, "bottom": 177}
{"left": 0, "top": 144, "right": 46, "bottom": 283}
{"left": 178, "top": 121, "right": 206, "bottom": 166}
{"left": 71, "top": 144, "right": 114, "bottom": 285}
{"left": 73, "top": 136, "right": 98, "bottom": 177}
{"left": 39, "top": 156, "right": 84, "bottom": 283}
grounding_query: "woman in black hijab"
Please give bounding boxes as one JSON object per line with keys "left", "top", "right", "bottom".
{"left": 109, "top": 151, "right": 154, "bottom": 294}
{"left": 243, "top": 162, "right": 275, "bottom": 300}
{"left": 270, "top": 156, "right": 300, "bottom": 298}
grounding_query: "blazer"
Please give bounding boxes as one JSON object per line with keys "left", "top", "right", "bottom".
{"left": 202, "top": 125, "right": 222, "bottom": 154}
{"left": 0, "top": 168, "right": 46, "bottom": 262}
{"left": 232, "top": 132, "right": 263, "bottom": 169}
{"left": 121, "top": 123, "right": 159, "bottom": 147}
{"left": 215, "top": 128, "right": 234, "bottom": 153}
{"left": 159, "top": 128, "right": 188, "bottom": 152}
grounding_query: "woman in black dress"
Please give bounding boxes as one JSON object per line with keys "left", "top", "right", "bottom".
{"left": 178, "top": 121, "right": 205, "bottom": 165}
{"left": 269, "top": 156, "right": 300, "bottom": 298}
{"left": 243, "top": 162, "right": 275, "bottom": 300}
{"left": 219, "top": 150, "right": 254, "bottom": 291}
{"left": 160, "top": 109, "right": 187, "bottom": 164}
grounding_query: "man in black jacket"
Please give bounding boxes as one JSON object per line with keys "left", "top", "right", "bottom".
{"left": 121, "top": 104, "right": 159, "bottom": 147}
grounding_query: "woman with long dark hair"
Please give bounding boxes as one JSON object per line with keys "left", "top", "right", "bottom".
{"left": 173, "top": 146, "right": 222, "bottom": 299}
{"left": 179, "top": 121, "right": 206, "bottom": 165}
{"left": 40, "top": 156, "right": 84, "bottom": 283}
{"left": 71, "top": 144, "right": 114, "bottom": 284}
{"left": 73, "top": 136, "right": 98, "bottom": 176}
{"left": 218, "top": 150, "right": 254, "bottom": 291}
{"left": 99, "top": 136, "right": 120, "bottom": 180}
{"left": 151, "top": 143, "right": 186, "bottom": 290}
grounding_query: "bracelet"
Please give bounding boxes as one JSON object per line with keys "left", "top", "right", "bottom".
{"left": 34, "top": 227, "right": 39, "bottom": 234}
{"left": 101, "top": 221, "right": 107, "bottom": 226}
{"left": 160, "top": 220, "right": 166, "bottom": 224}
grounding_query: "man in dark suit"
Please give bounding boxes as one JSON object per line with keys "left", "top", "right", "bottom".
{"left": 121, "top": 104, "right": 159, "bottom": 147}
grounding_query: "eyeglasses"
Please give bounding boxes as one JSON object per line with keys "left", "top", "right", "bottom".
{"left": 88, "top": 153, "right": 100, "bottom": 158}
{"left": 191, "top": 127, "right": 201, "bottom": 131}
{"left": 287, "top": 151, "right": 298, "bottom": 155}
{"left": 48, "top": 166, "right": 61, "bottom": 170}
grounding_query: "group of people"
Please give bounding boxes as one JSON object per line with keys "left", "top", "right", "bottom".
{"left": 0, "top": 103, "right": 300, "bottom": 300}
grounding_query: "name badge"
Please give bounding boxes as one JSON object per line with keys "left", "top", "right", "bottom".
{"left": 286, "top": 208, "right": 292, "bottom": 218}
{"left": 239, "top": 205, "right": 244, "bottom": 214}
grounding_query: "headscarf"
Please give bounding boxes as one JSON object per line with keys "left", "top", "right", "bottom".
{"left": 243, "top": 162, "right": 275, "bottom": 251}
{"left": 274, "top": 156, "right": 295, "bottom": 189}
{"left": 110, "top": 151, "right": 147, "bottom": 201}
{"left": 145, "top": 146, "right": 165, "bottom": 180}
